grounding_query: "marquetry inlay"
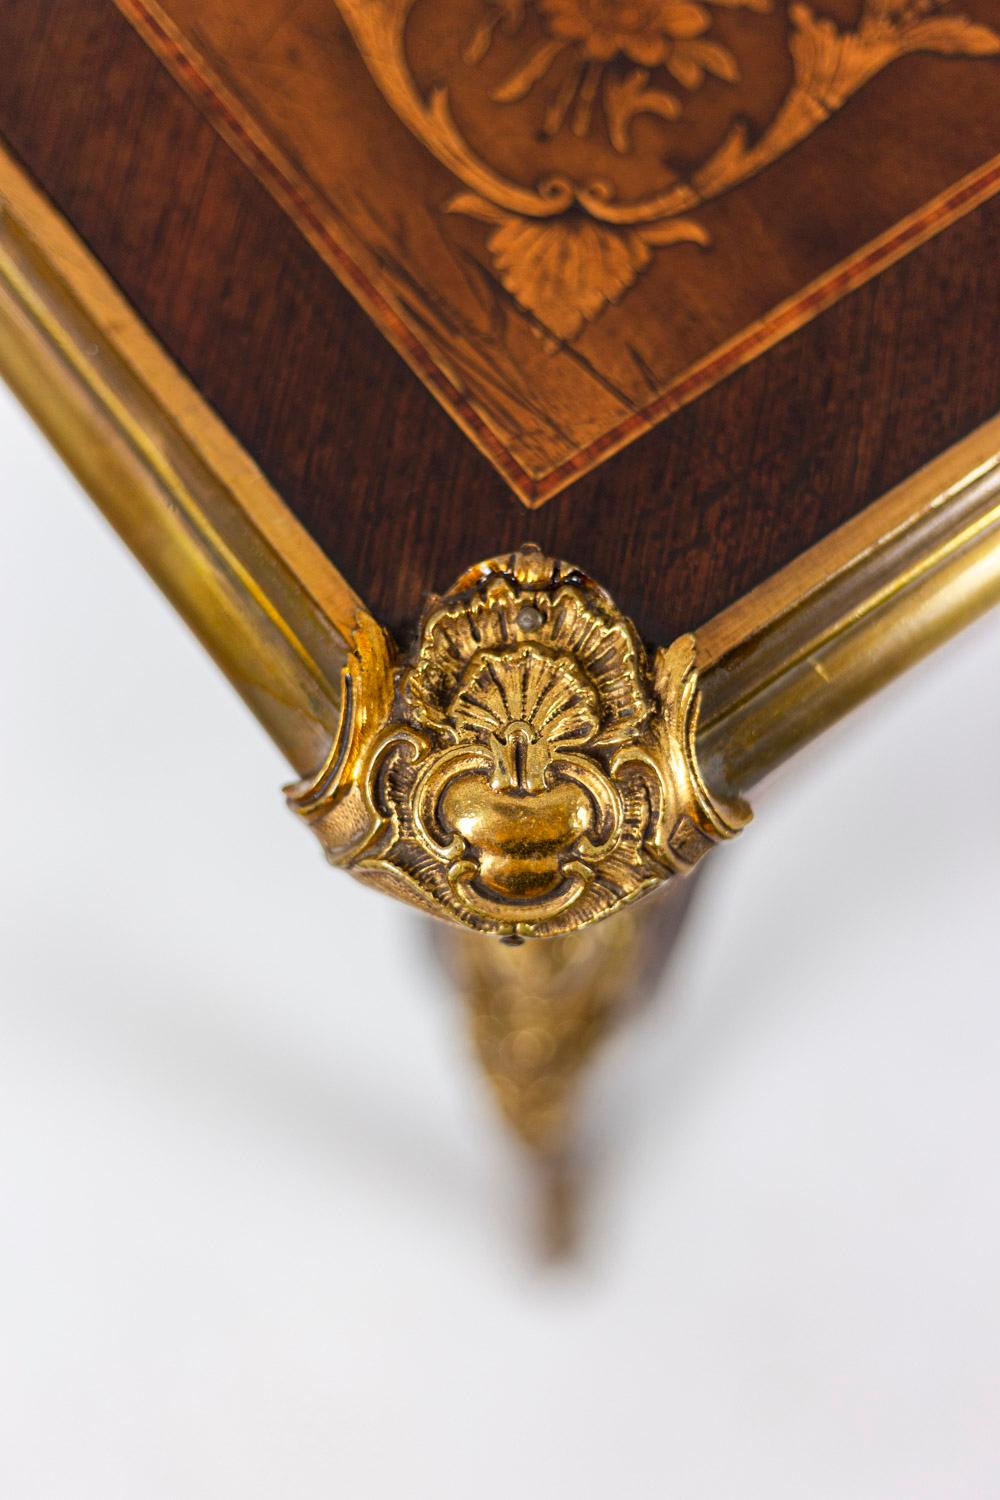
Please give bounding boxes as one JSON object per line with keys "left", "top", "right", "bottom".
{"left": 118, "top": 0, "right": 1000, "bottom": 501}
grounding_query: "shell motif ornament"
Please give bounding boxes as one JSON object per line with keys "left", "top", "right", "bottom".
{"left": 288, "top": 546, "right": 750, "bottom": 938}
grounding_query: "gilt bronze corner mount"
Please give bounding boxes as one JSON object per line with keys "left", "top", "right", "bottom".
{"left": 287, "top": 545, "right": 750, "bottom": 939}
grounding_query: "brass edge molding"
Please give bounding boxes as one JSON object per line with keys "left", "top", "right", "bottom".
{"left": 697, "top": 414, "right": 1000, "bottom": 669}
{"left": 0, "top": 142, "right": 360, "bottom": 773}
{"left": 697, "top": 412, "right": 1000, "bottom": 792}
{"left": 288, "top": 545, "right": 750, "bottom": 938}
{"left": 2, "top": 136, "right": 998, "bottom": 866}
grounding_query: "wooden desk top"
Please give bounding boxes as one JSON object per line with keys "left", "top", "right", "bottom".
{"left": 3, "top": 0, "right": 1000, "bottom": 1134}
{"left": 2, "top": 0, "right": 999, "bottom": 648}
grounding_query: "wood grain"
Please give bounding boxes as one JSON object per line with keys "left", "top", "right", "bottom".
{"left": 112, "top": 0, "right": 1000, "bottom": 499}
{"left": 1, "top": 0, "right": 999, "bottom": 651}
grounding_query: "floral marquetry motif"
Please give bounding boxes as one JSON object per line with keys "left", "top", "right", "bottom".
{"left": 476, "top": 0, "right": 767, "bottom": 151}
{"left": 338, "top": 0, "right": 999, "bottom": 340}
{"left": 119, "top": 0, "right": 1000, "bottom": 498}
{"left": 413, "top": 0, "right": 1000, "bottom": 339}
{"left": 289, "top": 547, "right": 750, "bottom": 938}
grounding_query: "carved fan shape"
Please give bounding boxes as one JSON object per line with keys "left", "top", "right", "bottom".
{"left": 406, "top": 562, "right": 653, "bottom": 745}
{"left": 451, "top": 645, "right": 600, "bottom": 748}
{"left": 290, "top": 549, "right": 751, "bottom": 938}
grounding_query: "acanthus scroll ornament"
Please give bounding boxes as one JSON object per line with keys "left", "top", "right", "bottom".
{"left": 334, "top": 0, "right": 999, "bottom": 341}
{"left": 288, "top": 545, "right": 750, "bottom": 939}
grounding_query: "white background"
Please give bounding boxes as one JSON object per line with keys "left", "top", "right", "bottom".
{"left": 2, "top": 383, "right": 999, "bottom": 1498}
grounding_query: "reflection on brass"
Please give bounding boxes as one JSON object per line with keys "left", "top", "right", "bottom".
{"left": 117, "top": 0, "right": 1000, "bottom": 499}
{"left": 697, "top": 419, "right": 1000, "bottom": 797}
{"left": 289, "top": 546, "right": 749, "bottom": 938}
{"left": 444, "top": 879, "right": 697, "bottom": 1250}
{"left": 4, "top": 141, "right": 1000, "bottom": 823}
{"left": 0, "top": 148, "right": 357, "bottom": 775}
{"left": 450, "top": 904, "right": 645, "bottom": 1252}
{"left": 448, "top": 903, "right": 645, "bottom": 1151}
{"left": 345, "top": 0, "right": 999, "bottom": 340}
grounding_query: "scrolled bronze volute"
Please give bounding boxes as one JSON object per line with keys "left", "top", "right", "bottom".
{"left": 288, "top": 545, "right": 749, "bottom": 938}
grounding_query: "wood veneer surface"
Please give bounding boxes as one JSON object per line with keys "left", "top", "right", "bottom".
{"left": 1, "top": 0, "right": 999, "bottom": 645}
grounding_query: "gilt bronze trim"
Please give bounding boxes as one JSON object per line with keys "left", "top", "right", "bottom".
{"left": 698, "top": 421, "right": 1000, "bottom": 795}
{"left": 0, "top": 146, "right": 358, "bottom": 775}
{"left": 2, "top": 139, "right": 999, "bottom": 836}
{"left": 288, "top": 546, "right": 749, "bottom": 938}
